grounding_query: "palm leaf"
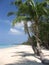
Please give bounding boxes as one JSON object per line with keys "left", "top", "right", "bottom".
{"left": 12, "top": 16, "right": 31, "bottom": 26}
{"left": 7, "top": 12, "right": 16, "bottom": 16}
{"left": 11, "top": 0, "right": 22, "bottom": 6}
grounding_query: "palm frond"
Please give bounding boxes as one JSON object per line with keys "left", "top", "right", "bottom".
{"left": 11, "top": 0, "right": 22, "bottom": 6}
{"left": 12, "top": 16, "right": 31, "bottom": 26}
{"left": 45, "top": 0, "right": 49, "bottom": 5}
{"left": 7, "top": 12, "right": 16, "bottom": 16}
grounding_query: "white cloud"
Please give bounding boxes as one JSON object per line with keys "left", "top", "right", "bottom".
{"left": 27, "top": 21, "right": 32, "bottom": 27}
{"left": 14, "top": 21, "right": 31, "bottom": 30}
{"left": 9, "top": 21, "right": 32, "bottom": 35}
{"left": 9, "top": 28, "right": 22, "bottom": 35}
{"left": 14, "top": 21, "right": 24, "bottom": 30}
{"left": 15, "top": 21, "right": 24, "bottom": 27}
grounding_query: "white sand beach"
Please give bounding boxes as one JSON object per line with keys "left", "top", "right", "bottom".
{"left": 0, "top": 45, "right": 49, "bottom": 65}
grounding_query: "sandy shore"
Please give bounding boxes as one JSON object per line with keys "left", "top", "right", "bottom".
{"left": 0, "top": 45, "right": 49, "bottom": 65}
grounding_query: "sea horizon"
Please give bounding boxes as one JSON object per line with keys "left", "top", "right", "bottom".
{"left": 0, "top": 43, "right": 20, "bottom": 48}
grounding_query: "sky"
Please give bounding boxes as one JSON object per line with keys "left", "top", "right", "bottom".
{"left": 0, "top": 0, "right": 43, "bottom": 45}
{"left": 0, "top": 0, "right": 28, "bottom": 45}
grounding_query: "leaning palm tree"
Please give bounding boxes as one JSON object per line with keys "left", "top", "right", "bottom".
{"left": 8, "top": 0, "right": 49, "bottom": 64}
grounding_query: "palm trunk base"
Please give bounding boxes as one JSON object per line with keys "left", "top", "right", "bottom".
{"left": 32, "top": 45, "right": 40, "bottom": 56}
{"left": 31, "top": 43, "right": 49, "bottom": 64}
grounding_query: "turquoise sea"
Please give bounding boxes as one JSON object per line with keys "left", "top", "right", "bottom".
{"left": 0, "top": 44, "right": 17, "bottom": 48}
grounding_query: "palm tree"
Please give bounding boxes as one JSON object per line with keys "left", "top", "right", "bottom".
{"left": 8, "top": 0, "right": 49, "bottom": 63}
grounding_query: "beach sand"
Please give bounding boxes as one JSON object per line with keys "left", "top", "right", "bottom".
{"left": 0, "top": 45, "right": 49, "bottom": 65}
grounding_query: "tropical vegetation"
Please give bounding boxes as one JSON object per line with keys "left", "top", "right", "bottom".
{"left": 8, "top": 0, "right": 49, "bottom": 64}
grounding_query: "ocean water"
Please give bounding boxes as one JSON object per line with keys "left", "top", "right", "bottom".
{"left": 0, "top": 44, "right": 17, "bottom": 48}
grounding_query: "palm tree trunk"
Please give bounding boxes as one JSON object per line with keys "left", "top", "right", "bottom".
{"left": 35, "top": 21, "right": 45, "bottom": 62}
{"left": 24, "top": 21, "right": 39, "bottom": 55}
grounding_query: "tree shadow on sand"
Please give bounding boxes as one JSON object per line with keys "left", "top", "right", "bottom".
{"left": 5, "top": 51, "right": 49, "bottom": 65}
{"left": 5, "top": 51, "right": 43, "bottom": 65}
{"left": 11, "top": 51, "right": 40, "bottom": 60}
{"left": 5, "top": 59, "right": 43, "bottom": 65}
{"left": 12, "top": 51, "right": 35, "bottom": 57}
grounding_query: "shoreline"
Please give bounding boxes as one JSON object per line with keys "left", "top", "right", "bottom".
{"left": 0, "top": 44, "right": 20, "bottom": 49}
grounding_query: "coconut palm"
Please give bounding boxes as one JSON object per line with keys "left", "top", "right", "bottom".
{"left": 8, "top": 0, "right": 49, "bottom": 64}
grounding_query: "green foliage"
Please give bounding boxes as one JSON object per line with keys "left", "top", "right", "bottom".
{"left": 39, "top": 22, "right": 49, "bottom": 48}
{"left": 7, "top": 12, "right": 16, "bottom": 16}
{"left": 22, "top": 41, "right": 31, "bottom": 45}
{"left": 8, "top": 0, "right": 49, "bottom": 23}
{"left": 22, "top": 21, "right": 49, "bottom": 49}
{"left": 8, "top": 0, "right": 49, "bottom": 49}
